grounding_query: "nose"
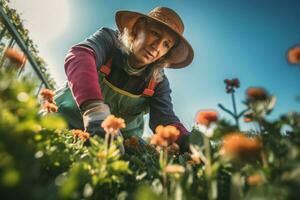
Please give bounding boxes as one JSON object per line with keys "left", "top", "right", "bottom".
{"left": 150, "top": 39, "right": 164, "bottom": 55}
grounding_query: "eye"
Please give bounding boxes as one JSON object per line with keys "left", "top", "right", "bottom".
{"left": 151, "top": 30, "right": 160, "bottom": 37}
{"left": 163, "top": 41, "right": 170, "bottom": 49}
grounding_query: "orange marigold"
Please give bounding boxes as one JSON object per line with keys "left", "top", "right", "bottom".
{"left": 220, "top": 133, "right": 262, "bottom": 163}
{"left": 5, "top": 48, "right": 27, "bottom": 66}
{"left": 156, "top": 125, "right": 180, "bottom": 143}
{"left": 243, "top": 117, "right": 252, "bottom": 123}
{"left": 246, "top": 87, "right": 268, "bottom": 101}
{"left": 71, "top": 129, "right": 90, "bottom": 141}
{"left": 43, "top": 102, "right": 58, "bottom": 113}
{"left": 101, "top": 115, "right": 126, "bottom": 135}
{"left": 150, "top": 134, "right": 168, "bottom": 147}
{"left": 164, "top": 164, "right": 185, "bottom": 174}
{"left": 79, "top": 131, "right": 90, "bottom": 141}
{"left": 40, "top": 88, "right": 55, "bottom": 103}
{"left": 243, "top": 112, "right": 254, "bottom": 123}
{"left": 124, "top": 136, "right": 139, "bottom": 147}
{"left": 287, "top": 46, "right": 300, "bottom": 65}
{"left": 247, "top": 174, "right": 264, "bottom": 186}
{"left": 195, "top": 110, "right": 218, "bottom": 127}
{"left": 150, "top": 125, "right": 180, "bottom": 148}
{"left": 72, "top": 129, "right": 82, "bottom": 137}
{"left": 224, "top": 78, "right": 240, "bottom": 93}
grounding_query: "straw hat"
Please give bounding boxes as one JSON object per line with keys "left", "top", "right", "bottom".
{"left": 115, "top": 7, "right": 194, "bottom": 68}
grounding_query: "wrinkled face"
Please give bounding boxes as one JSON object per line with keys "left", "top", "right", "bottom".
{"left": 129, "top": 18, "right": 178, "bottom": 68}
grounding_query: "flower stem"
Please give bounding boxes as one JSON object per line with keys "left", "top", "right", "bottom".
{"left": 204, "top": 136, "right": 216, "bottom": 200}
{"left": 231, "top": 92, "right": 240, "bottom": 129}
{"left": 230, "top": 172, "right": 243, "bottom": 200}
{"left": 163, "top": 147, "right": 168, "bottom": 199}
{"left": 104, "top": 133, "right": 109, "bottom": 154}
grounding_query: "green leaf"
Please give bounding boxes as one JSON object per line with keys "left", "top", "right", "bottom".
{"left": 111, "top": 161, "right": 130, "bottom": 173}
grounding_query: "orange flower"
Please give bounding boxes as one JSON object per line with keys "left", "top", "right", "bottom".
{"left": 232, "top": 78, "right": 240, "bottom": 88}
{"left": 243, "top": 112, "right": 254, "bottom": 123}
{"left": 157, "top": 125, "right": 180, "bottom": 143}
{"left": 195, "top": 110, "right": 218, "bottom": 127}
{"left": 164, "top": 164, "right": 185, "bottom": 174}
{"left": 40, "top": 88, "right": 55, "bottom": 103}
{"left": 219, "top": 133, "right": 262, "bottom": 163}
{"left": 150, "top": 125, "right": 180, "bottom": 148}
{"left": 5, "top": 48, "right": 27, "bottom": 67}
{"left": 124, "top": 136, "right": 139, "bottom": 147}
{"left": 243, "top": 117, "right": 252, "bottom": 123}
{"left": 247, "top": 174, "right": 264, "bottom": 186}
{"left": 246, "top": 87, "right": 268, "bottom": 101}
{"left": 101, "top": 115, "right": 126, "bottom": 135}
{"left": 287, "top": 46, "right": 300, "bottom": 65}
{"left": 43, "top": 102, "right": 58, "bottom": 113}
{"left": 150, "top": 134, "right": 168, "bottom": 147}
{"left": 72, "top": 129, "right": 82, "bottom": 137}
{"left": 79, "top": 131, "right": 90, "bottom": 141}
{"left": 224, "top": 78, "right": 240, "bottom": 93}
{"left": 71, "top": 129, "right": 90, "bottom": 141}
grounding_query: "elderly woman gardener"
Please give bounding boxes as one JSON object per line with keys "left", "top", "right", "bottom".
{"left": 55, "top": 7, "right": 194, "bottom": 152}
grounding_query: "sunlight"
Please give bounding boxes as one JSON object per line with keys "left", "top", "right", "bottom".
{"left": 10, "top": 0, "right": 71, "bottom": 46}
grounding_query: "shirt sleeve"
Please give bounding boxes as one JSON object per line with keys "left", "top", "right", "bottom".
{"left": 64, "top": 27, "right": 117, "bottom": 107}
{"left": 149, "top": 75, "right": 189, "bottom": 143}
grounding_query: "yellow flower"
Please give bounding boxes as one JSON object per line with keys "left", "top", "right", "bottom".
{"left": 98, "top": 151, "right": 107, "bottom": 159}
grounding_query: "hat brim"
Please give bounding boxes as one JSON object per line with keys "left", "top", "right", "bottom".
{"left": 115, "top": 10, "right": 194, "bottom": 69}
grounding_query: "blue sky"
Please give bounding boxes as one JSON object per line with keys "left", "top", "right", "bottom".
{"left": 12, "top": 0, "right": 300, "bottom": 131}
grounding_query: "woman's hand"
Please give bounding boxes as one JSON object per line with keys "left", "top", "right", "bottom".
{"left": 81, "top": 100, "right": 111, "bottom": 135}
{"left": 81, "top": 100, "right": 125, "bottom": 154}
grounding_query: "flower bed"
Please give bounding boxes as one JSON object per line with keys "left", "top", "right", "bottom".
{"left": 0, "top": 52, "right": 300, "bottom": 200}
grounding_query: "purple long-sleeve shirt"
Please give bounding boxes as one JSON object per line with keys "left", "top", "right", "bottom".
{"left": 64, "top": 27, "right": 189, "bottom": 144}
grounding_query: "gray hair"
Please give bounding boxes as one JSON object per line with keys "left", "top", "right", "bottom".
{"left": 117, "top": 27, "right": 171, "bottom": 83}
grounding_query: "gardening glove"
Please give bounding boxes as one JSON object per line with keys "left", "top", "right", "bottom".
{"left": 81, "top": 100, "right": 125, "bottom": 154}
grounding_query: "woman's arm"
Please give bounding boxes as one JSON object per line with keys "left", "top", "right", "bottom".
{"left": 149, "top": 75, "right": 190, "bottom": 151}
{"left": 65, "top": 45, "right": 103, "bottom": 106}
{"left": 64, "top": 27, "right": 117, "bottom": 107}
{"left": 64, "top": 28, "right": 122, "bottom": 140}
